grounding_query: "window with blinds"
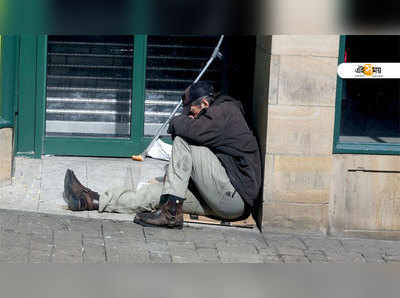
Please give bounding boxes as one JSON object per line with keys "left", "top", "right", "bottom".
{"left": 45, "top": 36, "right": 133, "bottom": 138}
{"left": 144, "top": 36, "right": 222, "bottom": 136}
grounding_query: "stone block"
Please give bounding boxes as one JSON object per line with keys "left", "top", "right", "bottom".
{"left": 52, "top": 250, "right": 82, "bottom": 263}
{"left": 149, "top": 252, "right": 171, "bottom": 263}
{"left": 339, "top": 154, "right": 400, "bottom": 172}
{"left": 266, "top": 105, "right": 334, "bottom": 155}
{"left": 102, "top": 221, "right": 143, "bottom": 240}
{"left": 144, "top": 227, "right": 185, "bottom": 242}
{"left": 216, "top": 242, "right": 262, "bottom": 263}
{"left": 0, "top": 230, "right": 30, "bottom": 250}
{"left": 223, "top": 230, "right": 268, "bottom": 250}
{"left": 263, "top": 154, "right": 274, "bottom": 202}
{"left": 345, "top": 170, "right": 400, "bottom": 231}
{"left": 278, "top": 55, "right": 337, "bottom": 106}
{"left": 86, "top": 161, "right": 128, "bottom": 194}
{"left": 0, "top": 248, "right": 29, "bottom": 263}
{"left": 262, "top": 255, "right": 282, "bottom": 263}
{"left": 0, "top": 128, "right": 13, "bottom": 186}
{"left": 258, "top": 247, "right": 278, "bottom": 257}
{"left": 265, "top": 155, "right": 332, "bottom": 204}
{"left": 183, "top": 228, "right": 223, "bottom": 249}
{"left": 272, "top": 35, "right": 340, "bottom": 57}
{"left": 168, "top": 241, "right": 201, "bottom": 263}
{"left": 268, "top": 55, "right": 280, "bottom": 105}
{"left": 302, "top": 238, "right": 344, "bottom": 254}
{"left": 265, "top": 235, "right": 307, "bottom": 253}
{"left": 82, "top": 237, "right": 106, "bottom": 264}
{"left": 331, "top": 155, "right": 400, "bottom": 233}
{"left": 281, "top": 255, "right": 310, "bottom": 263}
{"left": 275, "top": 246, "right": 305, "bottom": 256}
{"left": 41, "top": 156, "right": 86, "bottom": 192}
{"left": 263, "top": 201, "right": 328, "bottom": 233}
{"left": 196, "top": 248, "right": 220, "bottom": 263}
{"left": 305, "top": 250, "right": 328, "bottom": 263}
{"left": 105, "top": 237, "right": 149, "bottom": 263}
{"left": 325, "top": 252, "right": 365, "bottom": 263}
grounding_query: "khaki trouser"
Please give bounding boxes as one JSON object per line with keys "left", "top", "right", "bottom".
{"left": 99, "top": 137, "right": 245, "bottom": 220}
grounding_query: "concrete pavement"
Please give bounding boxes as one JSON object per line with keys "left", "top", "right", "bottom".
{"left": 0, "top": 156, "right": 399, "bottom": 263}
{"left": 1, "top": 208, "right": 400, "bottom": 263}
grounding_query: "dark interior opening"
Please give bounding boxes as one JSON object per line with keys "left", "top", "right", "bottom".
{"left": 144, "top": 35, "right": 256, "bottom": 136}
{"left": 340, "top": 36, "right": 400, "bottom": 144}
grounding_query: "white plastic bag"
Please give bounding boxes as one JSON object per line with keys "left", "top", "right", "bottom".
{"left": 146, "top": 139, "right": 172, "bottom": 161}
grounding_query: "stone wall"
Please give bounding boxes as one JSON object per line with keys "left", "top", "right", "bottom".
{"left": 331, "top": 155, "right": 400, "bottom": 239}
{"left": 0, "top": 128, "right": 13, "bottom": 186}
{"left": 261, "top": 36, "right": 400, "bottom": 238}
{"left": 263, "top": 35, "right": 339, "bottom": 234}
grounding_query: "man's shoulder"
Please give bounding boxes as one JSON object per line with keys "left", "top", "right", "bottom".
{"left": 214, "top": 95, "right": 237, "bottom": 104}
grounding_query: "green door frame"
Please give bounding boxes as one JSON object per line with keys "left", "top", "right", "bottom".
{"left": 15, "top": 34, "right": 159, "bottom": 158}
{"left": 15, "top": 35, "right": 39, "bottom": 157}
{"left": 0, "top": 35, "right": 18, "bottom": 129}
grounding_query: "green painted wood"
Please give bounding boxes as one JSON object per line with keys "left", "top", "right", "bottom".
{"left": 45, "top": 137, "right": 143, "bottom": 157}
{"left": 45, "top": 135, "right": 172, "bottom": 158}
{"left": 332, "top": 35, "right": 346, "bottom": 154}
{"left": 335, "top": 143, "right": 400, "bottom": 155}
{"left": 132, "top": 35, "right": 147, "bottom": 142}
{"left": 16, "top": 35, "right": 37, "bottom": 154}
{"left": 0, "top": 120, "right": 10, "bottom": 128}
{"left": 34, "top": 35, "right": 47, "bottom": 158}
{"left": 11, "top": 36, "right": 20, "bottom": 155}
{"left": 0, "top": 35, "right": 18, "bottom": 128}
{"left": 14, "top": 152, "right": 36, "bottom": 158}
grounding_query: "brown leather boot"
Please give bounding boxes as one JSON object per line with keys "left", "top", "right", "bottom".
{"left": 63, "top": 169, "right": 100, "bottom": 211}
{"left": 134, "top": 195, "right": 184, "bottom": 229}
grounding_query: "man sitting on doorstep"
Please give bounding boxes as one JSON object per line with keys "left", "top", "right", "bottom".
{"left": 63, "top": 81, "right": 262, "bottom": 229}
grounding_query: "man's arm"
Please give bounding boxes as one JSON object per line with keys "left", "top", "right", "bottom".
{"left": 168, "top": 108, "right": 225, "bottom": 147}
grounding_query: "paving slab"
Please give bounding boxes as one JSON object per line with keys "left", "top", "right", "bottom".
{"left": 0, "top": 156, "right": 400, "bottom": 263}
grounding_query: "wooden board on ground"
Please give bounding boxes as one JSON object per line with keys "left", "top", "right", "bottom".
{"left": 183, "top": 214, "right": 255, "bottom": 229}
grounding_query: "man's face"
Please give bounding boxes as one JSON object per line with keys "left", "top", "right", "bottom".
{"left": 190, "top": 103, "right": 203, "bottom": 118}
{"left": 190, "top": 98, "right": 209, "bottom": 118}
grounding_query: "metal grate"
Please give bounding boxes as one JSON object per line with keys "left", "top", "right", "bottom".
{"left": 45, "top": 36, "right": 134, "bottom": 138}
{"left": 144, "top": 36, "right": 222, "bottom": 136}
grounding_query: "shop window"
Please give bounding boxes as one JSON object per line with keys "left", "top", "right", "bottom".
{"left": 334, "top": 36, "right": 400, "bottom": 154}
{"left": 46, "top": 36, "right": 134, "bottom": 138}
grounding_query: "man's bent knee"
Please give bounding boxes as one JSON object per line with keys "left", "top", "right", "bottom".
{"left": 173, "top": 136, "right": 188, "bottom": 147}
{"left": 172, "top": 136, "right": 191, "bottom": 156}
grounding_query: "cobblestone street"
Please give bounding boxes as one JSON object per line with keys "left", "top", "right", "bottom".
{"left": 0, "top": 208, "right": 399, "bottom": 263}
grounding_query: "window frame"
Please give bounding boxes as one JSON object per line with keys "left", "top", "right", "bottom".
{"left": 0, "top": 36, "right": 18, "bottom": 129}
{"left": 333, "top": 35, "right": 400, "bottom": 155}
